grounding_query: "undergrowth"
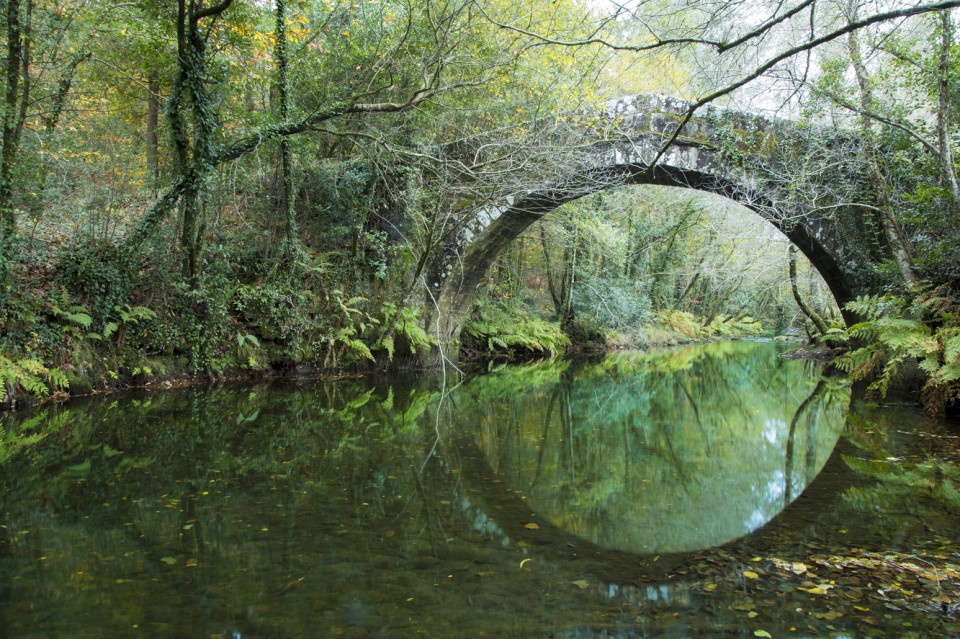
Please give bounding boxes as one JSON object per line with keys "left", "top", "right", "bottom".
{"left": 828, "top": 286, "right": 960, "bottom": 415}
{"left": 462, "top": 301, "right": 570, "bottom": 358}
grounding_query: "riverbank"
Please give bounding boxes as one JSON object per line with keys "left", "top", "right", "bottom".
{"left": 0, "top": 275, "right": 781, "bottom": 411}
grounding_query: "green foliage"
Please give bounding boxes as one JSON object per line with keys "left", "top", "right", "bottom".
{"left": 0, "top": 356, "right": 67, "bottom": 406}
{"left": 652, "top": 310, "right": 766, "bottom": 342}
{"left": 49, "top": 303, "right": 92, "bottom": 330}
{"left": 706, "top": 315, "right": 765, "bottom": 337}
{"left": 235, "top": 332, "right": 262, "bottom": 370}
{"left": 843, "top": 454, "right": 960, "bottom": 516}
{"left": 572, "top": 272, "right": 651, "bottom": 334}
{"left": 376, "top": 303, "right": 435, "bottom": 361}
{"left": 656, "top": 309, "right": 703, "bottom": 339}
{"left": 833, "top": 288, "right": 960, "bottom": 414}
{"left": 321, "top": 290, "right": 379, "bottom": 367}
{"left": 55, "top": 240, "right": 134, "bottom": 327}
{"left": 463, "top": 301, "right": 570, "bottom": 358}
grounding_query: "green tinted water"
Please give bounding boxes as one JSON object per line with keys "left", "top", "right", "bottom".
{"left": 1, "top": 341, "right": 958, "bottom": 637}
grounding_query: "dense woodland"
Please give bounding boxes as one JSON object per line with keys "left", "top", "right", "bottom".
{"left": 0, "top": 0, "right": 959, "bottom": 413}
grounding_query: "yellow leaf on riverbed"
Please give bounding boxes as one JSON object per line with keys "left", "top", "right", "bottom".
{"left": 743, "top": 571, "right": 759, "bottom": 579}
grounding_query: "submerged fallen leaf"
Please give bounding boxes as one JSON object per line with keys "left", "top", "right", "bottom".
{"left": 524, "top": 523, "right": 540, "bottom": 530}
{"left": 160, "top": 556, "right": 177, "bottom": 565}
{"left": 754, "top": 631, "right": 772, "bottom": 638}
{"left": 814, "top": 611, "right": 844, "bottom": 621}
{"left": 743, "top": 571, "right": 759, "bottom": 580}
{"left": 571, "top": 580, "right": 588, "bottom": 589}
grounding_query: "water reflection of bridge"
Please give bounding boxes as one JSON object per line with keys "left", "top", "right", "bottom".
{"left": 438, "top": 344, "right": 851, "bottom": 566}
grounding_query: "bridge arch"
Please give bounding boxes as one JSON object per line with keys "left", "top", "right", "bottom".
{"left": 423, "top": 95, "right": 883, "bottom": 356}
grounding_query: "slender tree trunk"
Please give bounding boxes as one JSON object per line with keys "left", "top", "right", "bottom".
{"left": 540, "top": 225, "right": 563, "bottom": 316}
{"left": 564, "top": 228, "right": 578, "bottom": 327}
{"left": 937, "top": 10, "right": 960, "bottom": 211}
{"left": 28, "top": 50, "right": 89, "bottom": 223}
{"left": 789, "top": 245, "right": 829, "bottom": 337}
{"left": 146, "top": 71, "right": 161, "bottom": 194}
{"left": 847, "top": 5, "right": 919, "bottom": 285}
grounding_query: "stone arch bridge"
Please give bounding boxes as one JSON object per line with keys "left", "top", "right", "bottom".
{"left": 421, "top": 94, "right": 884, "bottom": 352}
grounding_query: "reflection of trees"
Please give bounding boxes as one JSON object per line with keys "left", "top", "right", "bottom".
{"left": 0, "top": 377, "right": 452, "bottom": 622}
{"left": 461, "top": 342, "right": 850, "bottom": 553}
{"left": 839, "top": 403, "right": 960, "bottom": 541}
{"left": 785, "top": 378, "right": 827, "bottom": 504}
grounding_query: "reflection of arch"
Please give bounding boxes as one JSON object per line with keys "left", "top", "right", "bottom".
{"left": 424, "top": 95, "right": 882, "bottom": 358}
{"left": 444, "top": 426, "right": 858, "bottom": 583}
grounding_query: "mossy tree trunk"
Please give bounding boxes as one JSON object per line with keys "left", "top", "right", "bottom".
{"left": 169, "top": 0, "right": 233, "bottom": 284}
{"left": 275, "top": 0, "right": 297, "bottom": 252}
{"left": 0, "top": 0, "right": 27, "bottom": 281}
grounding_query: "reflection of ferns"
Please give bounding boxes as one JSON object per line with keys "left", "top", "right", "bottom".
{"left": 843, "top": 454, "right": 960, "bottom": 515}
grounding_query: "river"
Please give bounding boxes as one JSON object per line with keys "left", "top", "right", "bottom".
{"left": 1, "top": 340, "right": 958, "bottom": 637}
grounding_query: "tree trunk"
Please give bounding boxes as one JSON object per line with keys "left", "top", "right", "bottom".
{"left": 937, "top": 10, "right": 960, "bottom": 213}
{"left": 146, "top": 71, "right": 160, "bottom": 194}
{"left": 847, "top": 5, "right": 919, "bottom": 285}
{"left": 275, "top": 0, "right": 297, "bottom": 248}
{"left": 171, "top": 0, "right": 234, "bottom": 283}
{"left": 0, "top": 0, "right": 24, "bottom": 274}
{"left": 789, "top": 245, "right": 829, "bottom": 337}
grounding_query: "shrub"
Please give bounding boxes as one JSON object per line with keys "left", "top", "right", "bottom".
{"left": 831, "top": 287, "right": 960, "bottom": 415}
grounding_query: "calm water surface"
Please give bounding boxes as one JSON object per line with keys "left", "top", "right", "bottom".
{"left": 1, "top": 341, "right": 957, "bottom": 638}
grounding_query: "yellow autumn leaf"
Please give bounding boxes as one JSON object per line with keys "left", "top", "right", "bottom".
{"left": 742, "top": 570, "right": 759, "bottom": 579}
{"left": 524, "top": 522, "right": 540, "bottom": 530}
{"left": 754, "top": 631, "right": 772, "bottom": 638}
